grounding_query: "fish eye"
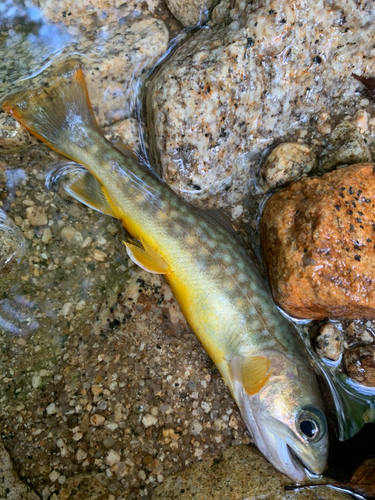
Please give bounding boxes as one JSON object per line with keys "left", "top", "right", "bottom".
{"left": 297, "top": 406, "right": 327, "bottom": 442}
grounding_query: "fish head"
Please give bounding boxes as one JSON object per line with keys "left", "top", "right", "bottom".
{"left": 230, "top": 351, "right": 328, "bottom": 482}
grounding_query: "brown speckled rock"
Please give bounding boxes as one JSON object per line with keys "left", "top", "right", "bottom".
{"left": 344, "top": 345, "right": 375, "bottom": 387}
{"left": 315, "top": 323, "right": 343, "bottom": 362}
{"left": 148, "top": 0, "right": 375, "bottom": 208}
{"left": 260, "top": 163, "right": 375, "bottom": 320}
{"left": 152, "top": 445, "right": 350, "bottom": 500}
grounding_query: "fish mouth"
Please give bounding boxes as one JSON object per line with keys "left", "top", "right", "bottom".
{"left": 287, "top": 445, "right": 322, "bottom": 482}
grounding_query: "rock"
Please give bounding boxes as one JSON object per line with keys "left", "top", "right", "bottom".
{"left": 0, "top": 437, "right": 41, "bottom": 499}
{"left": 26, "top": 206, "right": 48, "bottom": 226}
{"left": 260, "top": 163, "right": 375, "bottom": 320}
{"left": 315, "top": 323, "right": 343, "bottom": 362}
{"left": 152, "top": 445, "right": 349, "bottom": 500}
{"left": 148, "top": 0, "right": 375, "bottom": 208}
{"left": 103, "top": 118, "right": 141, "bottom": 154}
{"left": 346, "top": 321, "right": 375, "bottom": 344}
{"left": 105, "top": 449, "right": 121, "bottom": 466}
{"left": 142, "top": 414, "right": 158, "bottom": 428}
{"left": 320, "top": 121, "right": 372, "bottom": 172}
{"left": 166, "top": 0, "right": 215, "bottom": 26}
{"left": 0, "top": 111, "right": 37, "bottom": 152}
{"left": 343, "top": 345, "right": 375, "bottom": 387}
{"left": 0, "top": 210, "right": 27, "bottom": 289}
{"left": 259, "top": 142, "right": 317, "bottom": 192}
{"left": 1, "top": 20, "right": 169, "bottom": 129}
{"left": 36, "top": 0, "right": 163, "bottom": 30}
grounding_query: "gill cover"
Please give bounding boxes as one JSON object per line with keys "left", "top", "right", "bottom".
{"left": 230, "top": 351, "right": 328, "bottom": 482}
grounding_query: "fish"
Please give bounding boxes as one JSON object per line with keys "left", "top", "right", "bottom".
{"left": 2, "top": 59, "right": 328, "bottom": 482}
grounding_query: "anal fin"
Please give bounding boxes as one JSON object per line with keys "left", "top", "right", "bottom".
{"left": 63, "top": 170, "right": 117, "bottom": 218}
{"left": 124, "top": 239, "right": 170, "bottom": 274}
{"left": 232, "top": 355, "right": 271, "bottom": 396}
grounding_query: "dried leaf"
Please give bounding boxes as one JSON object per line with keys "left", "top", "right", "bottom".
{"left": 353, "top": 73, "right": 375, "bottom": 100}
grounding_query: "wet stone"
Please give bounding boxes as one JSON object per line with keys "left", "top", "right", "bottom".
{"left": 165, "top": 0, "right": 214, "bottom": 26}
{"left": 315, "top": 323, "right": 343, "bottom": 362}
{"left": 344, "top": 345, "right": 375, "bottom": 387}
{"left": 259, "top": 142, "right": 317, "bottom": 193}
{"left": 261, "top": 163, "right": 375, "bottom": 320}
{"left": 320, "top": 121, "right": 372, "bottom": 172}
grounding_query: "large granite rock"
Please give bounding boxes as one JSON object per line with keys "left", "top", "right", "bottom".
{"left": 260, "top": 163, "right": 375, "bottom": 320}
{"left": 152, "top": 445, "right": 350, "bottom": 500}
{"left": 147, "top": 0, "right": 375, "bottom": 208}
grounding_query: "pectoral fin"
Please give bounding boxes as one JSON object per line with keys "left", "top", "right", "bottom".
{"left": 63, "top": 170, "right": 117, "bottom": 218}
{"left": 232, "top": 355, "right": 271, "bottom": 395}
{"left": 124, "top": 239, "right": 170, "bottom": 274}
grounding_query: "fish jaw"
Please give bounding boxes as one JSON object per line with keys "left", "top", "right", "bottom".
{"left": 229, "top": 351, "right": 328, "bottom": 483}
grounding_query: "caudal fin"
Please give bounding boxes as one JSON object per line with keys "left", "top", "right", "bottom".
{"left": 2, "top": 59, "right": 101, "bottom": 163}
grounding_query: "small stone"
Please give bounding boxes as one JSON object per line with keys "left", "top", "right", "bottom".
{"left": 138, "top": 469, "right": 146, "bottom": 481}
{"left": 352, "top": 110, "right": 369, "bottom": 133}
{"left": 76, "top": 449, "right": 88, "bottom": 461}
{"left": 91, "top": 385, "right": 103, "bottom": 396}
{"left": 76, "top": 300, "right": 86, "bottom": 311}
{"left": 46, "top": 403, "right": 57, "bottom": 415}
{"left": 344, "top": 345, "right": 375, "bottom": 387}
{"left": 320, "top": 121, "right": 372, "bottom": 172}
{"left": 90, "top": 414, "right": 105, "bottom": 426}
{"left": 191, "top": 419, "right": 203, "bottom": 436}
{"left": 49, "top": 470, "right": 60, "bottom": 482}
{"left": 58, "top": 475, "right": 66, "bottom": 485}
{"left": 259, "top": 142, "right": 317, "bottom": 192}
{"left": 61, "top": 302, "right": 73, "bottom": 317}
{"left": 61, "top": 226, "right": 83, "bottom": 244}
{"left": 315, "top": 323, "right": 343, "bottom": 362}
{"left": 93, "top": 249, "right": 107, "bottom": 262}
{"left": 72, "top": 432, "right": 83, "bottom": 441}
{"left": 142, "top": 414, "right": 158, "bottom": 428}
{"left": 106, "top": 449, "right": 121, "bottom": 466}
{"left": 41, "top": 227, "right": 52, "bottom": 244}
{"left": 32, "top": 373, "right": 42, "bottom": 388}
{"left": 25, "top": 206, "right": 47, "bottom": 226}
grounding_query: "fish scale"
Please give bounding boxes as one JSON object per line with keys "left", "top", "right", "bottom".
{"left": 3, "top": 59, "right": 329, "bottom": 482}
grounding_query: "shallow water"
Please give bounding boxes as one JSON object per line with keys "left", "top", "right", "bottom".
{"left": 1, "top": 0, "right": 375, "bottom": 498}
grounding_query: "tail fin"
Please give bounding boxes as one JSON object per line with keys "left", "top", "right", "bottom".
{"left": 2, "top": 59, "right": 101, "bottom": 163}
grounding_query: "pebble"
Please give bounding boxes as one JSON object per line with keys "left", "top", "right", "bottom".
{"left": 46, "top": 403, "right": 57, "bottom": 415}
{"left": 106, "top": 449, "right": 121, "bottom": 466}
{"left": 93, "top": 249, "right": 107, "bottom": 262}
{"left": 91, "top": 385, "right": 103, "bottom": 396}
{"left": 25, "top": 206, "right": 48, "bottom": 226}
{"left": 315, "top": 323, "right": 343, "bottom": 362}
{"left": 31, "top": 374, "right": 42, "bottom": 389}
{"left": 344, "top": 345, "right": 375, "bottom": 386}
{"left": 41, "top": 227, "right": 52, "bottom": 243}
{"left": 90, "top": 414, "right": 105, "bottom": 427}
{"left": 191, "top": 419, "right": 203, "bottom": 436}
{"left": 61, "top": 226, "right": 83, "bottom": 244}
{"left": 142, "top": 414, "right": 158, "bottom": 428}
{"left": 61, "top": 302, "right": 73, "bottom": 317}
{"left": 76, "top": 449, "right": 88, "bottom": 461}
{"left": 72, "top": 432, "right": 83, "bottom": 441}
{"left": 259, "top": 142, "right": 317, "bottom": 192}
{"left": 49, "top": 470, "right": 60, "bottom": 482}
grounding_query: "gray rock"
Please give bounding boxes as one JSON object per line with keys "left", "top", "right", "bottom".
{"left": 148, "top": 0, "right": 375, "bottom": 208}
{"left": 259, "top": 142, "right": 317, "bottom": 192}
{"left": 0, "top": 438, "right": 41, "bottom": 499}
{"left": 152, "top": 445, "right": 350, "bottom": 500}
{"left": 320, "top": 121, "right": 372, "bottom": 172}
{"left": 0, "top": 112, "right": 37, "bottom": 152}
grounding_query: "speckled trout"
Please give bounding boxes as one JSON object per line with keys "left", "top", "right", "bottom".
{"left": 3, "top": 60, "right": 328, "bottom": 482}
